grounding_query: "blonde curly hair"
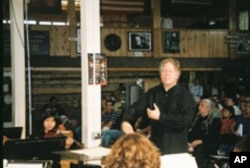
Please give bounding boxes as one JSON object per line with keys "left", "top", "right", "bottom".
{"left": 103, "top": 133, "right": 161, "bottom": 168}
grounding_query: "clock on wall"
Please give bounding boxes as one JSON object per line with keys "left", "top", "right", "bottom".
{"left": 104, "top": 33, "right": 121, "bottom": 51}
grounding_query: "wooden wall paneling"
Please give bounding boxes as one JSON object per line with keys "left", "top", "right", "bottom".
{"left": 153, "top": 28, "right": 162, "bottom": 57}
{"left": 120, "top": 28, "right": 128, "bottom": 56}
{"left": 114, "top": 28, "right": 124, "bottom": 56}
{"left": 101, "top": 28, "right": 110, "bottom": 55}
{"left": 50, "top": 26, "right": 70, "bottom": 56}
{"left": 199, "top": 30, "right": 210, "bottom": 57}
{"left": 188, "top": 30, "right": 201, "bottom": 57}
{"left": 30, "top": 25, "right": 50, "bottom": 31}
{"left": 67, "top": 0, "right": 78, "bottom": 57}
{"left": 183, "top": 30, "right": 197, "bottom": 57}
{"left": 180, "top": 30, "right": 188, "bottom": 57}
{"left": 209, "top": 30, "right": 228, "bottom": 57}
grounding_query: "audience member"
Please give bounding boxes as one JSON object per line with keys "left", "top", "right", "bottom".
{"left": 65, "top": 98, "right": 82, "bottom": 142}
{"left": 233, "top": 134, "right": 250, "bottom": 152}
{"left": 188, "top": 99, "right": 221, "bottom": 168}
{"left": 232, "top": 100, "right": 250, "bottom": 137}
{"left": 101, "top": 99, "right": 123, "bottom": 147}
{"left": 112, "top": 90, "right": 123, "bottom": 116}
{"left": 225, "top": 97, "right": 242, "bottom": 116}
{"left": 189, "top": 78, "right": 204, "bottom": 104}
{"left": 217, "top": 105, "right": 238, "bottom": 156}
{"left": 101, "top": 94, "right": 112, "bottom": 112}
{"left": 121, "top": 58, "right": 196, "bottom": 155}
{"left": 29, "top": 111, "right": 74, "bottom": 149}
{"left": 42, "top": 96, "right": 66, "bottom": 117}
{"left": 103, "top": 133, "right": 161, "bottom": 168}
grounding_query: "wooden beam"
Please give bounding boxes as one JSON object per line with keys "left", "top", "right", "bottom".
{"left": 68, "top": 0, "right": 78, "bottom": 57}
{"left": 152, "top": 0, "right": 162, "bottom": 57}
{"left": 108, "top": 67, "right": 222, "bottom": 72}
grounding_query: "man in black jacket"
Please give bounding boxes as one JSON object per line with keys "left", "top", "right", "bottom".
{"left": 121, "top": 58, "right": 196, "bottom": 154}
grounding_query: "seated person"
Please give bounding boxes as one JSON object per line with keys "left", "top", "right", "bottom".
{"left": 30, "top": 111, "right": 75, "bottom": 149}
{"left": 65, "top": 98, "right": 82, "bottom": 142}
{"left": 188, "top": 99, "right": 221, "bottom": 168}
{"left": 218, "top": 105, "right": 238, "bottom": 156}
{"left": 233, "top": 134, "right": 250, "bottom": 152}
{"left": 101, "top": 99, "right": 123, "bottom": 147}
{"left": 102, "top": 133, "right": 161, "bottom": 168}
{"left": 232, "top": 100, "right": 250, "bottom": 137}
{"left": 42, "top": 96, "right": 66, "bottom": 117}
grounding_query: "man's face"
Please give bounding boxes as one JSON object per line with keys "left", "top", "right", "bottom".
{"left": 105, "top": 102, "right": 113, "bottom": 113}
{"left": 135, "top": 36, "right": 141, "bottom": 45}
{"left": 160, "top": 62, "right": 180, "bottom": 88}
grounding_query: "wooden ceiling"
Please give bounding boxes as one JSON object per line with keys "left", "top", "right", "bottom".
{"left": 3, "top": 0, "right": 248, "bottom": 29}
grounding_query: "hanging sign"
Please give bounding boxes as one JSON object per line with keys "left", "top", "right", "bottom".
{"left": 88, "top": 53, "right": 107, "bottom": 85}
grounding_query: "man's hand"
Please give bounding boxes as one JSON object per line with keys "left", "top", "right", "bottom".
{"left": 121, "top": 121, "right": 134, "bottom": 134}
{"left": 147, "top": 103, "right": 160, "bottom": 120}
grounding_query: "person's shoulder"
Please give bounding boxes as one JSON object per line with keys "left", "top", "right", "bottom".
{"left": 176, "top": 84, "right": 191, "bottom": 94}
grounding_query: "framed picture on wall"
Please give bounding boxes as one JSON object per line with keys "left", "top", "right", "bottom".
{"left": 163, "top": 31, "right": 180, "bottom": 53}
{"left": 128, "top": 32, "right": 152, "bottom": 51}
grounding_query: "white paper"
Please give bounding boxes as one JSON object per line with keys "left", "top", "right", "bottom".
{"left": 7, "top": 163, "right": 43, "bottom": 168}
{"left": 70, "top": 147, "right": 110, "bottom": 160}
{"left": 161, "top": 153, "right": 198, "bottom": 168}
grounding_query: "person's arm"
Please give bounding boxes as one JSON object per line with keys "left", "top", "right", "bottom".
{"left": 121, "top": 121, "right": 134, "bottom": 134}
{"left": 121, "top": 93, "right": 148, "bottom": 131}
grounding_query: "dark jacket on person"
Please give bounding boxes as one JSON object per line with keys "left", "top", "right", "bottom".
{"left": 122, "top": 83, "right": 196, "bottom": 154}
{"left": 188, "top": 114, "right": 222, "bottom": 155}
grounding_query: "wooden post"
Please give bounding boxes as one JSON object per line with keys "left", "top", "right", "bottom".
{"left": 68, "top": 0, "right": 78, "bottom": 57}
{"left": 80, "top": 0, "right": 101, "bottom": 148}
{"left": 228, "top": 0, "right": 238, "bottom": 59}
{"left": 10, "top": 0, "right": 26, "bottom": 138}
{"left": 152, "top": 0, "right": 162, "bottom": 57}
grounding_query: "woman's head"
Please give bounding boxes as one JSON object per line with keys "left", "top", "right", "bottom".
{"left": 198, "top": 99, "right": 213, "bottom": 117}
{"left": 103, "top": 133, "right": 161, "bottom": 168}
{"left": 41, "top": 111, "right": 61, "bottom": 133}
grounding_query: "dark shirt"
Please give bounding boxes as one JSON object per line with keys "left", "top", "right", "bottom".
{"left": 122, "top": 83, "right": 196, "bottom": 154}
{"left": 235, "top": 115, "right": 250, "bottom": 136}
{"left": 188, "top": 115, "right": 221, "bottom": 154}
{"left": 102, "top": 110, "right": 120, "bottom": 130}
